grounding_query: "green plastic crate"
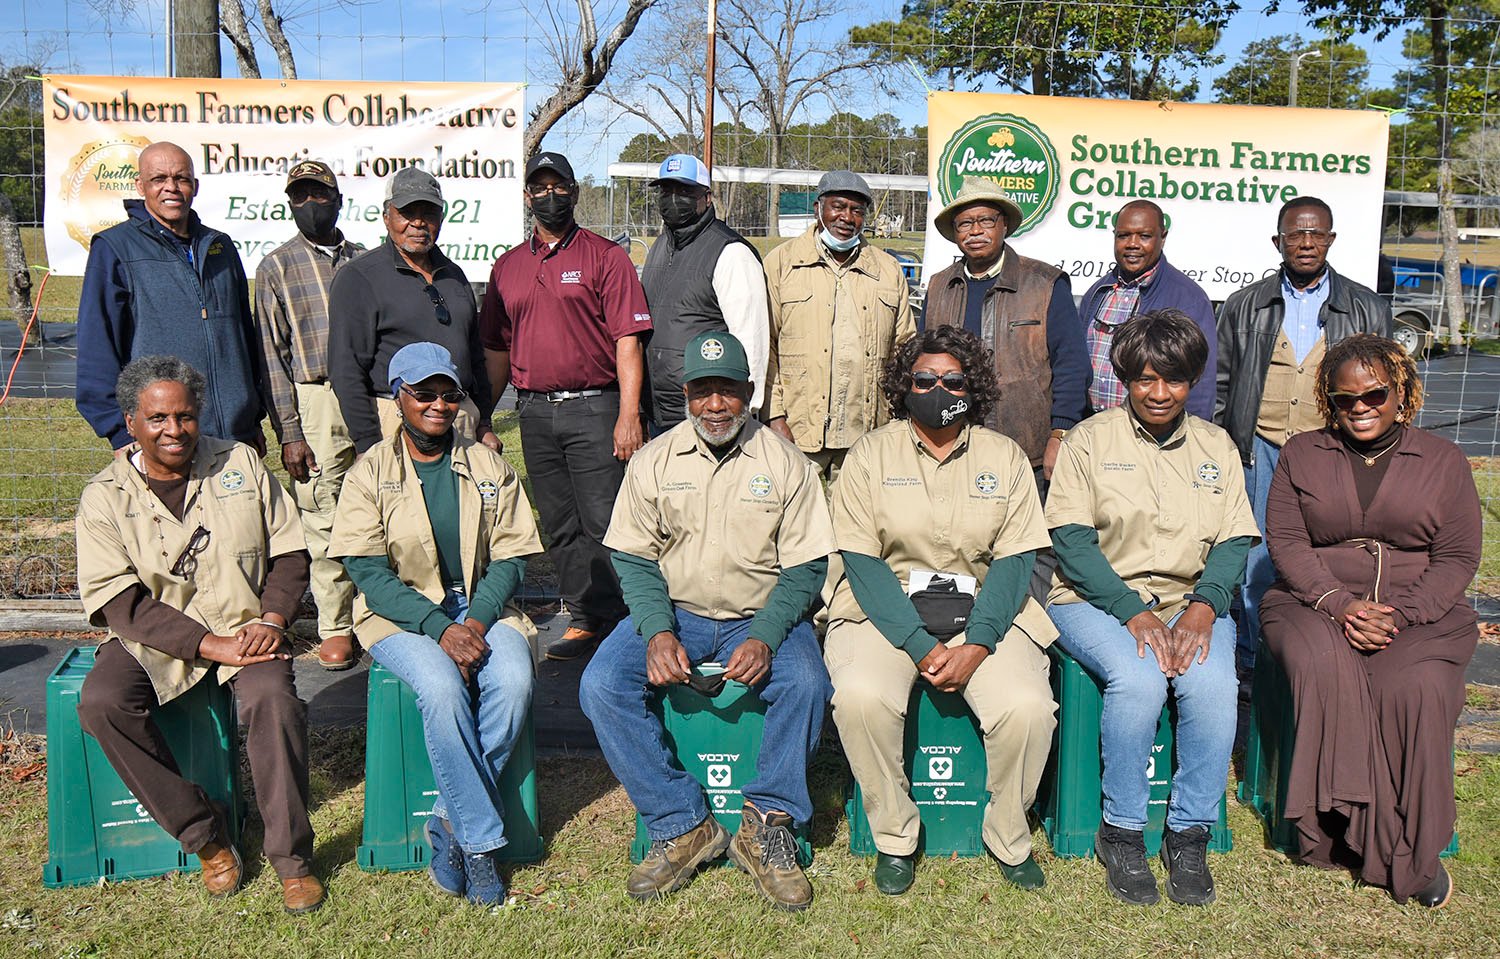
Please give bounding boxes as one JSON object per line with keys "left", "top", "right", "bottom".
{"left": 1237, "top": 645, "right": 1458, "bottom": 858}
{"left": 847, "top": 685, "right": 990, "bottom": 857}
{"left": 1039, "top": 645, "right": 1233, "bottom": 859}
{"left": 629, "top": 665, "right": 811, "bottom": 866}
{"left": 356, "top": 659, "right": 542, "bottom": 871}
{"left": 43, "top": 646, "right": 243, "bottom": 888}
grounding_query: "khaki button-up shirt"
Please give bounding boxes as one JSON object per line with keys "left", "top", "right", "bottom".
{"left": 763, "top": 229, "right": 916, "bottom": 453}
{"left": 329, "top": 432, "right": 542, "bottom": 646}
{"left": 1045, "top": 406, "right": 1260, "bottom": 621}
{"left": 605, "top": 418, "right": 834, "bottom": 619}
{"left": 77, "top": 437, "right": 306, "bottom": 704}
{"left": 1256, "top": 330, "right": 1326, "bottom": 446}
{"left": 829, "top": 420, "right": 1058, "bottom": 645}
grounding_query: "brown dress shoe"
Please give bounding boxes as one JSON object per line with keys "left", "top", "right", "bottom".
{"left": 317, "top": 635, "right": 358, "bottom": 670}
{"left": 626, "top": 814, "right": 731, "bottom": 900}
{"left": 197, "top": 841, "right": 243, "bottom": 897}
{"left": 727, "top": 804, "right": 812, "bottom": 911}
{"left": 282, "top": 875, "right": 327, "bottom": 914}
{"left": 545, "top": 626, "right": 603, "bottom": 661}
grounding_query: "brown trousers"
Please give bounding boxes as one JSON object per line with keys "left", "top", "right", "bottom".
{"left": 77, "top": 639, "right": 314, "bottom": 879}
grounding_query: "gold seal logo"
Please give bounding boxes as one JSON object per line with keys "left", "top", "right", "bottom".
{"left": 60, "top": 136, "right": 151, "bottom": 249}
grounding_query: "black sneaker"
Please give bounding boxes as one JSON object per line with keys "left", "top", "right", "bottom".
{"left": 1161, "top": 825, "right": 1216, "bottom": 906}
{"left": 1095, "top": 823, "right": 1160, "bottom": 905}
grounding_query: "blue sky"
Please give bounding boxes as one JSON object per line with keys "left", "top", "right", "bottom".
{"left": 13, "top": 0, "right": 1411, "bottom": 179}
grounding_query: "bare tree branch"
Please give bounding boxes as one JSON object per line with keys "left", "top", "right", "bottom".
{"left": 220, "top": 0, "right": 263, "bottom": 78}
{"left": 257, "top": 0, "right": 300, "bottom": 78}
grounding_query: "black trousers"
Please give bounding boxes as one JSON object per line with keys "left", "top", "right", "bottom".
{"left": 517, "top": 390, "right": 629, "bottom": 630}
{"left": 76, "top": 639, "right": 314, "bottom": 879}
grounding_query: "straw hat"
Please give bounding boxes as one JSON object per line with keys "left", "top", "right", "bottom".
{"left": 933, "top": 176, "right": 1024, "bottom": 242}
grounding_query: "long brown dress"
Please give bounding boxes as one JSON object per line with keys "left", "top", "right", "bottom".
{"left": 1259, "top": 426, "right": 1480, "bottom": 903}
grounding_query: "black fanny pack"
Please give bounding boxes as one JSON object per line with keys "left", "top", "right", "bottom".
{"left": 908, "top": 576, "right": 974, "bottom": 640}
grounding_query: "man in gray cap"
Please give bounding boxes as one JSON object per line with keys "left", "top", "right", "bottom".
{"left": 762, "top": 170, "right": 916, "bottom": 481}
{"left": 640, "top": 154, "right": 769, "bottom": 431}
{"left": 923, "top": 176, "right": 1090, "bottom": 485}
{"left": 254, "top": 160, "right": 365, "bottom": 669}
{"left": 328, "top": 167, "right": 498, "bottom": 456}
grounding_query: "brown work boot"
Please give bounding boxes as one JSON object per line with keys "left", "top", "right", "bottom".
{"left": 281, "top": 874, "right": 327, "bottom": 914}
{"left": 626, "top": 814, "right": 731, "bottom": 901}
{"left": 197, "top": 840, "right": 243, "bottom": 898}
{"left": 727, "top": 803, "right": 812, "bottom": 911}
{"left": 317, "top": 635, "right": 358, "bottom": 670}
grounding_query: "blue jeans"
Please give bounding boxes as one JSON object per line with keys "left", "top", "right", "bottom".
{"left": 579, "top": 607, "right": 832, "bottom": 841}
{"left": 1048, "top": 601, "right": 1237, "bottom": 832}
{"left": 1237, "top": 435, "right": 1281, "bottom": 672}
{"left": 368, "top": 590, "right": 533, "bottom": 854}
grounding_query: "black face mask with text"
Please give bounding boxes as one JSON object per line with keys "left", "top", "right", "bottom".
{"left": 658, "top": 193, "right": 702, "bottom": 230}
{"left": 905, "top": 386, "right": 970, "bottom": 430}
{"left": 292, "top": 201, "right": 339, "bottom": 241}
{"left": 530, "top": 193, "right": 575, "bottom": 232}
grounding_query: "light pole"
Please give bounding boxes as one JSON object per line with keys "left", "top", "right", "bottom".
{"left": 1288, "top": 47, "right": 1322, "bottom": 107}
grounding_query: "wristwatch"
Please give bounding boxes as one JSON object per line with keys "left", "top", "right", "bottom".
{"left": 1050, "top": 428, "right": 1068, "bottom": 440}
{"left": 1184, "top": 592, "right": 1215, "bottom": 610}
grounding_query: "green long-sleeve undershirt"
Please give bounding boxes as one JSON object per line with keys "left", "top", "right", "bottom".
{"left": 344, "top": 554, "right": 527, "bottom": 642}
{"left": 611, "top": 550, "right": 828, "bottom": 652}
{"left": 841, "top": 550, "right": 1034, "bottom": 665}
{"left": 1050, "top": 523, "right": 1254, "bottom": 622}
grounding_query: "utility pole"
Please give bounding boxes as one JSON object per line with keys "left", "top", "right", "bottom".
{"left": 173, "top": 0, "right": 221, "bottom": 78}
{"left": 1288, "top": 47, "right": 1321, "bottom": 107}
{"left": 704, "top": 0, "right": 717, "bottom": 169}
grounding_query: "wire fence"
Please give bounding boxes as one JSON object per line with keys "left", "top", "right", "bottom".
{"left": 2, "top": 0, "right": 1498, "bottom": 602}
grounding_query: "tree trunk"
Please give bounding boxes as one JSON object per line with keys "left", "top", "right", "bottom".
{"left": 175, "top": 0, "right": 222, "bottom": 77}
{"left": 257, "top": 0, "right": 299, "bottom": 79}
{"left": 1427, "top": 5, "right": 1465, "bottom": 349}
{"left": 0, "top": 196, "right": 37, "bottom": 346}
{"left": 219, "top": 0, "right": 261, "bottom": 78}
{"left": 765, "top": 131, "right": 782, "bottom": 239}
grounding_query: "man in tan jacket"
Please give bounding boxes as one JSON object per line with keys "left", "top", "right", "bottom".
{"left": 763, "top": 171, "right": 916, "bottom": 481}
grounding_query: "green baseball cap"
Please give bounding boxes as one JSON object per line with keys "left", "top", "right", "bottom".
{"left": 682, "top": 331, "right": 750, "bottom": 383}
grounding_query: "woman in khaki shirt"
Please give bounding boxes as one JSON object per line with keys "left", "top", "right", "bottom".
{"left": 825, "top": 325, "right": 1059, "bottom": 896}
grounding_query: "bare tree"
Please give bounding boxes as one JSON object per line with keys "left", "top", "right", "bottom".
{"left": 1, "top": 52, "right": 58, "bottom": 345}
{"left": 220, "top": 0, "right": 262, "bottom": 77}
{"left": 525, "top": 0, "right": 660, "bottom": 159}
{"left": 257, "top": 0, "right": 299, "bottom": 78}
{"left": 601, "top": 0, "right": 713, "bottom": 153}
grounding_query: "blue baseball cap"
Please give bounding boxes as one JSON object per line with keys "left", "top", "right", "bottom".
{"left": 651, "top": 154, "right": 711, "bottom": 189}
{"left": 388, "top": 341, "right": 461, "bottom": 397}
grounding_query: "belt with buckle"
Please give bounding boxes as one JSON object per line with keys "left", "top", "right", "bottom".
{"left": 522, "top": 388, "right": 607, "bottom": 402}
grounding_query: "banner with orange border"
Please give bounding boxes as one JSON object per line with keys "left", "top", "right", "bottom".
{"left": 43, "top": 75, "right": 524, "bottom": 276}
{"left": 924, "top": 92, "right": 1389, "bottom": 300}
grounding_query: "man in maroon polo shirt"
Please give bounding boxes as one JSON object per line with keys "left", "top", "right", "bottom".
{"left": 480, "top": 152, "right": 653, "bottom": 660}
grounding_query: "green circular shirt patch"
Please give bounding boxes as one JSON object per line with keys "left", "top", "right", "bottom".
{"left": 477, "top": 479, "right": 499, "bottom": 502}
{"left": 1197, "top": 461, "right": 1221, "bottom": 484}
{"left": 219, "top": 469, "right": 245, "bottom": 491}
{"left": 974, "top": 471, "right": 999, "bottom": 495}
{"left": 700, "top": 338, "right": 725, "bottom": 360}
{"left": 937, "top": 112, "right": 1061, "bottom": 238}
{"left": 748, "top": 474, "right": 773, "bottom": 498}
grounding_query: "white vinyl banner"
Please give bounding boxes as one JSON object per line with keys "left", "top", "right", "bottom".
{"left": 43, "top": 75, "right": 525, "bottom": 277}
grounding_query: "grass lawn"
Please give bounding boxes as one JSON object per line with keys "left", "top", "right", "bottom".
{"left": 0, "top": 732, "right": 1496, "bottom": 959}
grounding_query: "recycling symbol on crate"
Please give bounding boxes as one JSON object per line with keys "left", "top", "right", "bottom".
{"left": 933, "top": 787, "right": 948, "bottom": 800}
{"left": 707, "top": 764, "right": 733, "bottom": 787}
{"left": 713, "top": 795, "right": 727, "bottom": 809}
{"left": 928, "top": 757, "right": 954, "bottom": 780}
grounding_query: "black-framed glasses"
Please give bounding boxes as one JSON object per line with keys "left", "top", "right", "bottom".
{"left": 911, "top": 371, "right": 969, "bottom": 392}
{"left": 423, "top": 284, "right": 451, "bottom": 325}
{"left": 1279, "top": 228, "right": 1335, "bottom": 247}
{"left": 1328, "top": 387, "right": 1390, "bottom": 411}
{"left": 170, "top": 525, "right": 211, "bottom": 578}
{"left": 525, "top": 182, "right": 575, "bottom": 198}
{"left": 401, "top": 384, "right": 468, "bottom": 405}
{"left": 953, "top": 214, "right": 1002, "bottom": 233}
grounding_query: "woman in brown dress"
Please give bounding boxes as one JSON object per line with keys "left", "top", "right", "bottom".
{"left": 1260, "top": 334, "right": 1480, "bottom": 907}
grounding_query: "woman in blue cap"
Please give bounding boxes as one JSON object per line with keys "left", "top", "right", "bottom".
{"left": 330, "top": 342, "right": 542, "bottom": 905}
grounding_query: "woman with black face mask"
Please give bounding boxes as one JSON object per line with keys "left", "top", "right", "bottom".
{"left": 824, "top": 325, "right": 1060, "bottom": 897}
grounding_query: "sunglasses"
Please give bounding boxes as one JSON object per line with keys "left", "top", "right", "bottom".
{"left": 1327, "top": 387, "right": 1391, "bottom": 411}
{"left": 423, "top": 284, "right": 451, "bottom": 326}
{"left": 401, "top": 384, "right": 467, "bottom": 405}
{"left": 170, "top": 525, "right": 211, "bottom": 578}
{"left": 911, "top": 371, "right": 968, "bottom": 392}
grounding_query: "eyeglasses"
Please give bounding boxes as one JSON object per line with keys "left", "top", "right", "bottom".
{"left": 423, "top": 284, "right": 451, "bottom": 326}
{"left": 401, "top": 384, "right": 468, "bottom": 405}
{"left": 911, "top": 371, "right": 969, "bottom": 392}
{"left": 953, "top": 214, "right": 1002, "bottom": 234}
{"left": 525, "top": 183, "right": 574, "bottom": 198}
{"left": 170, "top": 525, "right": 211, "bottom": 578}
{"left": 1327, "top": 386, "right": 1390, "bottom": 411}
{"left": 1279, "top": 229, "right": 1335, "bottom": 246}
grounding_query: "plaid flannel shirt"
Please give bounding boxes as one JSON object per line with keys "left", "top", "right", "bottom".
{"left": 1085, "top": 263, "right": 1159, "bottom": 411}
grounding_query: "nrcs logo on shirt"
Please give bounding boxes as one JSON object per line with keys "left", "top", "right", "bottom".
{"left": 560, "top": 270, "right": 583, "bottom": 285}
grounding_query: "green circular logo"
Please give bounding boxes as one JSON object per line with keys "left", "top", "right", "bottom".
{"left": 937, "top": 113, "right": 1060, "bottom": 238}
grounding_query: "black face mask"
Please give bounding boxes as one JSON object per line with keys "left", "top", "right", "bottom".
{"left": 905, "top": 386, "right": 970, "bottom": 430}
{"left": 401, "top": 418, "right": 453, "bottom": 456}
{"left": 658, "top": 193, "right": 702, "bottom": 230}
{"left": 530, "top": 193, "right": 575, "bottom": 232}
{"left": 292, "top": 201, "right": 339, "bottom": 241}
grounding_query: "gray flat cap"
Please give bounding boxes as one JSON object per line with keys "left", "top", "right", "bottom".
{"left": 816, "top": 170, "right": 872, "bottom": 204}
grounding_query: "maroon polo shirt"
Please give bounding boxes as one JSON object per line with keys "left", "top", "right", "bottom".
{"left": 478, "top": 225, "right": 652, "bottom": 392}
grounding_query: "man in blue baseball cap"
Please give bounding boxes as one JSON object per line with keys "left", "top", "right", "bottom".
{"left": 640, "top": 155, "right": 769, "bottom": 432}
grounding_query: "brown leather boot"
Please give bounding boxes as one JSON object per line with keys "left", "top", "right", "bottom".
{"left": 626, "top": 814, "right": 731, "bottom": 900}
{"left": 727, "top": 803, "right": 812, "bottom": 911}
{"left": 197, "top": 840, "right": 243, "bottom": 898}
{"left": 281, "top": 875, "right": 327, "bottom": 914}
{"left": 317, "top": 635, "right": 358, "bottom": 670}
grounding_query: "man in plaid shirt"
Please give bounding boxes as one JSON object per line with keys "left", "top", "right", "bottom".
{"left": 254, "top": 160, "right": 365, "bottom": 669}
{"left": 1077, "top": 200, "right": 1217, "bottom": 420}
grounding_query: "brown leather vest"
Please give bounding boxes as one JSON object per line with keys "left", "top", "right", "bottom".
{"left": 926, "top": 245, "right": 1061, "bottom": 465}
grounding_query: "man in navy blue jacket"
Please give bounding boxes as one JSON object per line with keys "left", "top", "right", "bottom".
{"left": 1077, "top": 200, "right": 1216, "bottom": 420}
{"left": 76, "top": 141, "right": 265, "bottom": 451}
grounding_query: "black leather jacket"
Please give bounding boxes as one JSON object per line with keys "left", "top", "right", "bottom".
{"left": 1213, "top": 265, "right": 1391, "bottom": 467}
